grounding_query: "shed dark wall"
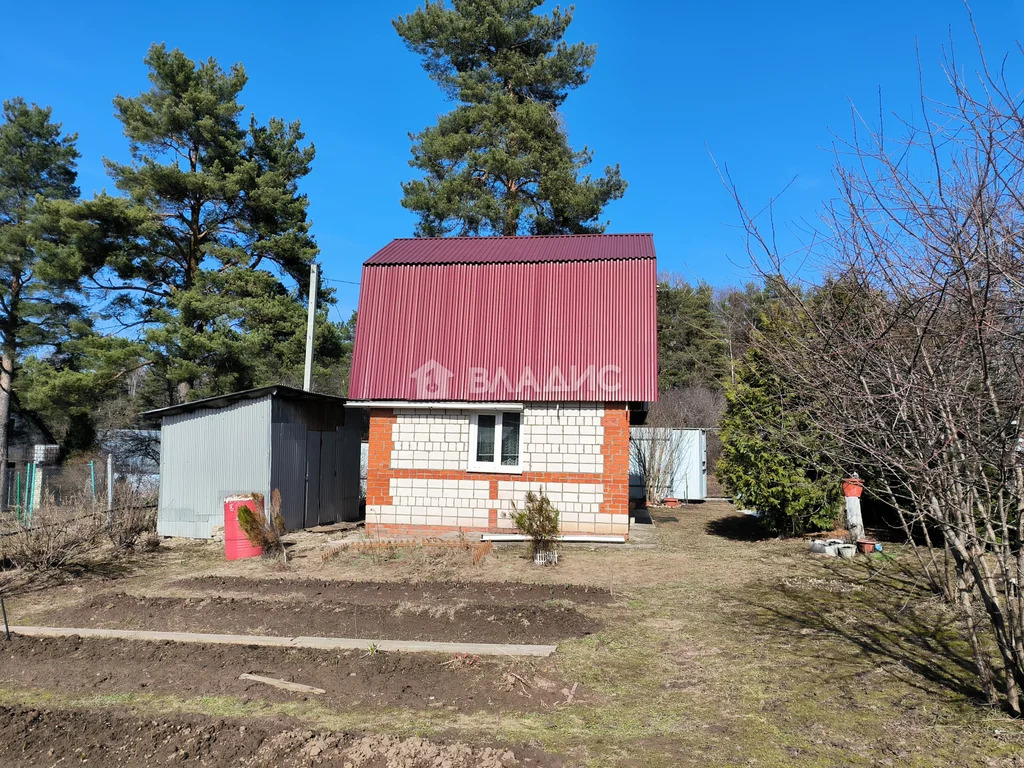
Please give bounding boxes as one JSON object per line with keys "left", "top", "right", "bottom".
{"left": 270, "top": 399, "right": 362, "bottom": 528}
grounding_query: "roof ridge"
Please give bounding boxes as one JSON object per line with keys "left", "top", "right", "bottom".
{"left": 387, "top": 233, "right": 653, "bottom": 241}
{"left": 363, "top": 256, "right": 655, "bottom": 266}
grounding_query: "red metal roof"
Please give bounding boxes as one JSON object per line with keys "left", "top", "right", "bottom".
{"left": 365, "top": 233, "right": 656, "bottom": 266}
{"left": 349, "top": 235, "right": 658, "bottom": 403}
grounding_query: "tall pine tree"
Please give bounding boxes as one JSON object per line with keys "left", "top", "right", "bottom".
{"left": 0, "top": 98, "right": 84, "bottom": 507}
{"left": 656, "top": 277, "right": 728, "bottom": 391}
{"left": 97, "top": 44, "right": 344, "bottom": 402}
{"left": 394, "top": 0, "right": 625, "bottom": 236}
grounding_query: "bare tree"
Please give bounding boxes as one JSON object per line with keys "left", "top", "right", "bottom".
{"left": 724, "top": 31, "right": 1024, "bottom": 712}
{"left": 630, "top": 426, "right": 682, "bottom": 505}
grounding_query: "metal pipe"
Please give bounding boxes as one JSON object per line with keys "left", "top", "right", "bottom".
{"left": 481, "top": 533, "right": 627, "bottom": 544}
{"left": 106, "top": 453, "right": 114, "bottom": 523}
{"left": 26, "top": 463, "right": 35, "bottom": 522}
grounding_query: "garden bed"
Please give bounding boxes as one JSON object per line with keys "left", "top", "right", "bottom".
{"left": 0, "top": 704, "right": 553, "bottom": 767}
{"left": 0, "top": 635, "right": 574, "bottom": 712}
{"left": 33, "top": 591, "right": 600, "bottom": 644}
{"left": 169, "top": 575, "right": 614, "bottom": 606}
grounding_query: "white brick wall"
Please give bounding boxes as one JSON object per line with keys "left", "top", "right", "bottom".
{"left": 366, "top": 478, "right": 491, "bottom": 527}
{"left": 371, "top": 404, "right": 619, "bottom": 534}
{"left": 391, "top": 409, "right": 470, "bottom": 470}
{"left": 520, "top": 404, "right": 604, "bottom": 474}
{"left": 389, "top": 403, "right": 605, "bottom": 474}
{"left": 496, "top": 480, "right": 605, "bottom": 529}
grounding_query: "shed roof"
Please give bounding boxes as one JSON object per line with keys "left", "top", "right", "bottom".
{"left": 349, "top": 235, "right": 658, "bottom": 403}
{"left": 143, "top": 385, "right": 347, "bottom": 420}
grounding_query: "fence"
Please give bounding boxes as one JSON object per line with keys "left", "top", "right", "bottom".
{"left": 3, "top": 457, "right": 117, "bottom": 522}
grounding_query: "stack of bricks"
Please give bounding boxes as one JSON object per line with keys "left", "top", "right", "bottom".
{"left": 365, "top": 402, "right": 630, "bottom": 538}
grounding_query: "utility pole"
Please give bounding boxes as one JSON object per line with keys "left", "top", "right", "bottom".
{"left": 303, "top": 262, "right": 319, "bottom": 392}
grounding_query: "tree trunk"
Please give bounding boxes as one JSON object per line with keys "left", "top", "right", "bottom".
{"left": 844, "top": 495, "right": 864, "bottom": 541}
{"left": 0, "top": 352, "right": 12, "bottom": 513}
{"left": 958, "top": 572, "right": 1000, "bottom": 707}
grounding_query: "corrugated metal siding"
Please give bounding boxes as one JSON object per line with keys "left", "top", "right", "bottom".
{"left": 269, "top": 399, "right": 362, "bottom": 527}
{"left": 156, "top": 398, "right": 272, "bottom": 539}
{"left": 629, "top": 427, "right": 708, "bottom": 502}
{"left": 349, "top": 257, "right": 658, "bottom": 401}
{"left": 269, "top": 421, "right": 308, "bottom": 531}
{"left": 366, "top": 233, "right": 656, "bottom": 265}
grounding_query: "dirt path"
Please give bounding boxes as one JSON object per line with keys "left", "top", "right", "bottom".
{"left": 33, "top": 592, "right": 599, "bottom": 644}
{"left": 0, "top": 705, "right": 556, "bottom": 767}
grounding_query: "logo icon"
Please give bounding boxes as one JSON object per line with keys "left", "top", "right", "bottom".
{"left": 410, "top": 359, "right": 454, "bottom": 399}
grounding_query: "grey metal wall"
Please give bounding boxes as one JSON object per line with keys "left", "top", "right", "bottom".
{"left": 157, "top": 398, "right": 272, "bottom": 538}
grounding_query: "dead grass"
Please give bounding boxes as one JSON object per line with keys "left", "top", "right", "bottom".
{"left": 393, "top": 599, "right": 467, "bottom": 621}
{"left": 3, "top": 501, "right": 1024, "bottom": 766}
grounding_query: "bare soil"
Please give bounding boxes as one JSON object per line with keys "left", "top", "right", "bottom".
{"left": 35, "top": 592, "right": 598, "bottom": 644}
{"left": 0, "top": 705, "right": 558, "bottom": 767}
{"left": 0, "top": 635, "right": 574, "bottom": 712}
{"left": 170, "top": 576, "right": 614, "bottom": 606}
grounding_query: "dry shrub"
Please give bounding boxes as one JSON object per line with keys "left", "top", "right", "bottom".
{"left": 106, "top": 480, "right": 158, "bottom": 553}
{"left": 1, "top": 497, "right": 104, "bottom": 572}
{"left": 472, "top": 540, "right": 493, "bottom": 565}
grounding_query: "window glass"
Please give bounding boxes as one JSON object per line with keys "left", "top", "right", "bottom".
{"left": 501, "top": 412, "right": 520, "bottom": 465}
{"left": 476, "top": 414, "right": 496, "bottom": 462}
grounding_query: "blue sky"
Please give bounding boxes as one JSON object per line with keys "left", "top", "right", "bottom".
{"left": 3, "top": 1, "right": 1022, "bottom": 319}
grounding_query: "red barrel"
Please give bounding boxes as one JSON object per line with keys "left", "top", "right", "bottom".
{"left": 224, "top": 494, "right": 264, "bottom": 561}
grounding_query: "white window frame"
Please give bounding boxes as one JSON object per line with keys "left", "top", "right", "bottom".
{"left": 468, "top": 411, "right": 523, "bottom": 473}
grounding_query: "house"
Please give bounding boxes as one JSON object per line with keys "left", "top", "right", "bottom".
{"left": 348, "top": 234, "right": 658, "bottom": 540}
{"left": 144, "top": 385, "right": 362, "bottom": 539}
{"left": 6, "top": 400, "right": 58, "bottom": 466}
{"left": 3, "top": 402, "right": 59, "bottom": 509}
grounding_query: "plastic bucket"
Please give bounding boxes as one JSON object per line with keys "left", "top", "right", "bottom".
{"left": 842, "top": 478, "right": 864, "bottom": 498}
{"left": 837, "top": 544, "right": 857, "bottom": 559}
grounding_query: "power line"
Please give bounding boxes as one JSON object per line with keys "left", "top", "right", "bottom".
{"left": 321, "top": 277, "right": 361, "bottom": 286}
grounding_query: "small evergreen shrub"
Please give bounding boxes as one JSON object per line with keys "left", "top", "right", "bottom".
{"left": 510, "top": 491, "right": 560, "bottom": 559}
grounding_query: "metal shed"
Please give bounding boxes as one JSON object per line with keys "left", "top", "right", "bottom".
{"left": 629, "top": 427, "right": 708, "bottom": 503}
{"left": 146, "top": 386, "right": 363, "bottom": 539}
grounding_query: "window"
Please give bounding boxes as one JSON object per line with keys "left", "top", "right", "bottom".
{"left": 469, "top": 411, "right": 522, "bottom": 472}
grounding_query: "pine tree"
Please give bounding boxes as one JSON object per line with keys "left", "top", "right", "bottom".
{"left": 656, "top": 278, "right": 728, "bottom": 391}
{"left": 98, "top": 44, "right": 344, "bottom": 402}
{"left": 394, "top": 0, "right": 626, "bottom": 236}
{"left": 0, "top": 98, "right": 83, "bottom": 508}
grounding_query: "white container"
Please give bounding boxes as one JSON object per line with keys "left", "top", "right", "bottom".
{"left": 836, "top": 544, "right": 857, "bottom": 559}
{"left": 822, "top": 544, "right": 839, "bottom": 557}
